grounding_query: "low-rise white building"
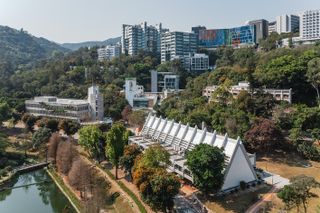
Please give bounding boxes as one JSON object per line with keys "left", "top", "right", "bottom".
{"left": 129, "top": 113, "right": 258, "bottom": 191}
{"left": 151, "top": 70, "right": 179, "bottom": 93}
{"left": 97, "top": 44, "right": 121, "bottom": 61}
{"left": 25, "top": 86, "right": 104, "bottom": 122}
{"left": 203, "top": 82, "right": 292, "bottom": 103}
{"left": 184, "top": 53, "right": 209, "bottom": 72}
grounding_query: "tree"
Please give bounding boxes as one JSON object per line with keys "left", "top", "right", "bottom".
{"left": 0, "top": 136, "right": 8, "bottom": 155}
{"left": 147, "top": 169, "right": 180, "bottom": 212}
{"left": 31, "top": 127, "right": 52, "bottom": 149}
{"left": 105, "top": 123, "right": 128, "bottom": 179}
{"left": 22, "top": 113, "right": 37, "bottom": 132}
{"left": 278, "top": 175, "right": 320, "bottom": 213}
{"left": 244, "top": 118, "right": 283, "bottom": 152}
{"left": 68, "top": 158, "right": 91, "bottom": 199}
{"left": 120, "top": 144, "right": 142, "bottom": 179}
{"left": 78, "top": 125, "right": 103, "bottom": 159}
{"left": 0, "top": 100, "right": 11, "bottom": 124}
{"left": 128, "top": 110, "right": 147, "bottom": 128}
{"left": 138, "top": 144, "right": 170, "bottom": 169}
{"left": 56, "top": 139, "right": 75, "bottom": 175}
{"left": 186, "top": 144, "right": 226, "bottom": 194}
{"left": 58, "top": 119, "right": 80, "bottom": 135}
{"left": 121, "top": 105, "right": 132, "bottom": 122}
{"left": 47, "top": 133, "right": 61, "bottom": 163}
{"left": 132, "top": 165, "right": 180, "bottom": 212}
{"left": 307, "top": 58, "right": 320, "bottom": 107}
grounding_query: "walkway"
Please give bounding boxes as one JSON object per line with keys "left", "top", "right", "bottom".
{"left": 81, "top": 157, "right": 142, "bottom": 213}
{"left": 246, "top": 171, "right": 289, "bottom": 213}
{"left": 14, "top": 162, "right": 49, "bottom": 173}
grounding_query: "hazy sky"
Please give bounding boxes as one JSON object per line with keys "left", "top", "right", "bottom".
{"left": 1, "top": 0, "right": 320, "bottom": 43}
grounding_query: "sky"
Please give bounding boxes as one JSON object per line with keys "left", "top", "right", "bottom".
{"left": 1, "top": 0, "right": 320, "bottom": 44}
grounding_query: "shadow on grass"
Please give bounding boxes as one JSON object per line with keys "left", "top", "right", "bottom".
{"left": 256, "top": 151, "right": 311, "bottom": 168}
{"left": 199, "top": 184, "right": 273, "bottom": 213}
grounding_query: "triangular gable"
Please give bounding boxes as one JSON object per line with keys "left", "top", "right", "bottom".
{"left": 222, "top": 142, "right": 257, "bottom": 191}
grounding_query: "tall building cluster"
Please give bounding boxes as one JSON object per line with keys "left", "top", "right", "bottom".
{"left": 97, "top": 9, "right": 320, "bottom": 70}
{"left": 121, "top": 22, "right": 168, "bottom": 55}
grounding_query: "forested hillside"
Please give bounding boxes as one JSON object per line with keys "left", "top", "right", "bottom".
{"left": 0, "top": 26, "right": 68, "bottom": 77}
{"left": 1, "top": 35, "right": 320, "bottom": 161}
{"left": 61, "top": 37, "right": 121, "bottom": 51}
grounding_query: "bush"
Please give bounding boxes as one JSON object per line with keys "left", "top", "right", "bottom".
{"left": 297, "top": 141, "right": 320, "bottom": 161}
{"left": 240, "top": 181, "right": 247, "bottom": 190}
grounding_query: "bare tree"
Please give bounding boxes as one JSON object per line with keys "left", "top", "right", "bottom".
{"left": 56, "top": 139, "right": 75, "bottom": 175}
{"left": 47, "top": 133, "right": 60, "bottom": 163}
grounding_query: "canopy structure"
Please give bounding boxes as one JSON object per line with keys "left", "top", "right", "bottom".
{"left": 129, "top": 113, "right": 258, "bottom": 191}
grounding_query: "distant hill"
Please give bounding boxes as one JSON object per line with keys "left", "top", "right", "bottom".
{"left": 61, "top": 37, "right": 121, "bottom": 51}
{"left": 0, "top": 25, "right": 69, "bottom": 76}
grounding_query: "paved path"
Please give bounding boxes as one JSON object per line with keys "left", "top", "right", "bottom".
{"left": 81, "top": 157, "right": 141, "bottom": 213}
{"left": 246, "top": 172, "right": 289, "bottom": 213}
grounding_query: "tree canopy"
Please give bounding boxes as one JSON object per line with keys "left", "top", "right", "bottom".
{"left": 186, "top": 144, "right": 226, "bottom": 194}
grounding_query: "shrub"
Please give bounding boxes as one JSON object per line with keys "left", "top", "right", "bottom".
{"left": 240, "top": 181, "right": 247, "bottom": 190}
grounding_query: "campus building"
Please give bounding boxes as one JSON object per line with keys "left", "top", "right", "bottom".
{"left": 194, "top": 25, "right": 256, "bottom": 49}
{"left": 124, "top": 78, "right": 182, "bottom": 109}
{"left": 300, "top": 9, "right": 320, "bottom": 42}
{"left": 183, "top": 53, "right": 209, "bottom": 72}
{"left": 97, "top": 44, "right": 121, "bottom": 61}
{"left": 161, "top": 31, "right": 198, "bottom": 62}
{"left": 268, "top": 21, "right": 277, "bottom": 35}
{"left": 25, "top": 86, "right": 104, "bottom": 122}
{"left": 151, "top": 70, "right": 179, "bottom": 93}
{"left": 203, "top": 82, "right": 292, "bottom": 103}
{"left": 121, "top": 22, "right": 168, "bottom": 55}
{"left": 276, "top": 14, "right": 300, "bottom": 34}
{"left": 129, "top": 113, "right": 258, "bottom": 191}
{"left": 248, "top": 19, "right": 269, "bottom": 43}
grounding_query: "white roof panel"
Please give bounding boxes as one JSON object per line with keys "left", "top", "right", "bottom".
{"left": 146, "top": 115, "right": 155, "bottom": 127}
{"left": 213, "top": 135, "right": 225, "bottom": 148}
{"left": 169, "top": 123, "right": 179, "bottom": 136}
{"left": 163, "top": 120, "right": 173, "bottom": 134}
{"left": 151, "top": 117, "right": 160, "bottom": 129}
{"left": 224, "top": 139, "right": 238, "bottom": 158}
{"left": 157, "top": 119, "right": 166, "bottom": 132}
{"left": 184, "top": 127, "right": 195, "bottom": 142}
{"left": 176, "top": 125, "right": 187, "bottom": 139}
{"left": 192, "top": 129, "right": 204, "bottom": 145}
{"left": 203, "top": 132, "right": 214, "bottom": 145}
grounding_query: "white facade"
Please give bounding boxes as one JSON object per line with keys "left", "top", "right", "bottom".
{"left": 25, "top": 86, "right": 104, "bottom": 122}
{"left": 97, "top": 44, "right": 121, "bottom": 61}
{"left": 87, "top": 86, "right": 104, "bottom": 121}
{"left": 300, "top": 9, "right": 320, "bottom": 41}
{"left": 203, "top": 82, "right": 292, "bottom": 103}
{"left": 276, "top": 14, "right": 300, "bottom": 34}
{"left": 122, "top": 22, "right": 168, "bottom": 55}
{"left": 151, "top": 70, "right": 180, "bottom": 93}
{"left": 184, "top": 53, "right": 209, "bottom": 72}
{"left": 161, "top": 31, "right": 197, "bottom": 63}
{"left": 124, "top": 78, "right": 145, "bottom": 107}
{"left": 129, "top": 114, "right": 258, "bottom": 191}
{"left": 268, "top": 21, "right": 277, "bottom": 35}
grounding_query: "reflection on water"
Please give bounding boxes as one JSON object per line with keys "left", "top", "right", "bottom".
{"left": 0, "top": 169, "right": 76, "bottom": 213}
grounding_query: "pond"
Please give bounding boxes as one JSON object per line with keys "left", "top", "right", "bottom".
{"left": 0, "top": 169, "right": 76, "bottom": 213}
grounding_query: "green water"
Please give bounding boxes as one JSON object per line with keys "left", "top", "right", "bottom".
{"left": 0, "top": 169, "right": 76, "bottom": 213}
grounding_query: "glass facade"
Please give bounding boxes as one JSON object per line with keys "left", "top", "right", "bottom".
{"left": 198, "top": 25, "right": 256, "bottom": 48}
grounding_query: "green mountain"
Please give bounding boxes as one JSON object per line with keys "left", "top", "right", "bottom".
{"left": 0, "top": 25, "right": 69, "bottom": 77}
{"left": 61, "top": 37, "right": 121, "bottom": 51}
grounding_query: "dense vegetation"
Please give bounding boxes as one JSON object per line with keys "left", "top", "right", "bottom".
{"left": 0, "top": 25, "right": 68, "bottom": 78}
{"left": 156, "top": 44, "right": 320, "bottom": 160}
{"left": 1, "top": 31, "right": 320, "bottom": 161}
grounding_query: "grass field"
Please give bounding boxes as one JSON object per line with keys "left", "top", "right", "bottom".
{"left": 200, "top": 184, "right": 272, "bottom": 213}
{"left": 256, "top": 152, "right": 320, "bottom": 213}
